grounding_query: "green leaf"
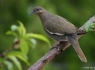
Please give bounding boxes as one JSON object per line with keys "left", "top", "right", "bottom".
{"left": 17, "top": 20, "right": 26, "bottom": 36}
{"left": 30, "top": 38, "right": 36, "bottom": 48}
{"left": 20, "top": 39, "right": 29, "bottom": 54}
{"left": 0, "top": 58, "right": 12, "bottom": 70}
{"left": 6, "top": 31, "right": 18, "bottom": 37}
{"left": 26, "top": 38, "right": 37, "bottom": 49}
{"left": 7, "top": 56, "right": 22, "bottom": 70}
{"left": 6, "top": 21, "right": 26, "bottom": 38}
{"left": 85, "top": 21, "right": 92, "bottom": 32}
{"left": 26, "top": 33, "right": 50, "bottom": 45}
{"left": 6, "top": 51, "right": 29, "bottom": 65}
{"left": 91, "top": 23, "right": 95, "bottom": 32}
{"left": 4, "top": 60, "right": 14, "bottom": 70}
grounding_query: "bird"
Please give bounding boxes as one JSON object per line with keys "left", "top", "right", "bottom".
{"left": 31, "top": 6, "right": 87, "bottom": 62}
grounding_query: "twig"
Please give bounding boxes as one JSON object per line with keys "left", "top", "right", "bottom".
{"left": 28, "top": 15, "right": 95, "bottom": 70}
{"left": 0, "top": 39, "right": 20, "bottom": 57}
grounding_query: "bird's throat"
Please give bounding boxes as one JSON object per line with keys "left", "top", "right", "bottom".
{"left": 38, "top": 12, "right": 53, "bottom": 25}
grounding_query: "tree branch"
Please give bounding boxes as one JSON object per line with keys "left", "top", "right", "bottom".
{"left": 28, "top": 15, "right": 95, "bottom": 70}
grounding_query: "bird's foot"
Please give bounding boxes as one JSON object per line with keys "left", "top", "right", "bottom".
{"left": 49, "top": 41, "right": 67, "bottom": 51}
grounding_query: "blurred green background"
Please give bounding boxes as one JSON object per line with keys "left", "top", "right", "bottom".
{"left": 0, "top": 0, "right": 95, "bottom": 70}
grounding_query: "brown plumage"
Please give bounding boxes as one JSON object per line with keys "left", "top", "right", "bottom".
{"left": 31, "top": 6, "right": 87, "bottom": 62}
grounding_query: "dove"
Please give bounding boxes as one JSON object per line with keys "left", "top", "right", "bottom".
{"left": 31, "top": 6, "right": 87, "bottom": 62}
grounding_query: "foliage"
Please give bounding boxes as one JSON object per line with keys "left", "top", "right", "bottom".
{"left": 0, "top": 21, "right": 50, "bottom": 70}
{"left": 85, "top": 21, "right": 95, "bottom": 32}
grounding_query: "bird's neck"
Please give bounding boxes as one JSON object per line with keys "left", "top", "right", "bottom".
{"left": 38, "top": 11, "right": 53, "bottom": 24}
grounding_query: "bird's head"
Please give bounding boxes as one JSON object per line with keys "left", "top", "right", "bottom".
{"left": 31, "top": 6, "right": 45, "bottom": 15}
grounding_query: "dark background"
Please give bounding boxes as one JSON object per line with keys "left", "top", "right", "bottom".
{"left": 0, "top": 0, "right": 95, "bottom": 70}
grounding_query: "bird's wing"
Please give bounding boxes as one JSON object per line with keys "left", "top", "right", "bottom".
{"left": 44, "top": 15, "right": 77, "bottom": 35}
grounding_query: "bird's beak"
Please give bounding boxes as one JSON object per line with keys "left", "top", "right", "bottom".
{"left": 30, "top": 11, "right": 35, "bottom": 15}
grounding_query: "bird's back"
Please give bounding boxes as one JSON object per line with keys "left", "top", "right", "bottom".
{"left": 44, "top": 15, "right": 77, "bottom": 35}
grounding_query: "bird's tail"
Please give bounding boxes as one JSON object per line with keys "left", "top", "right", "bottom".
{"left": 66, "top": 34, "right": 87, "bottom": 62}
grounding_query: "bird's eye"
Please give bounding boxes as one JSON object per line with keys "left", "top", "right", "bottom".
{"left": 36, "top": 9, "right": 39, "bottom": 11}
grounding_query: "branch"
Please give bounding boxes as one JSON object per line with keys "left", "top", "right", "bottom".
{"left": 0, "top": 39, "right": 20, "bottom": 57}
{"left": 28, "top": 15, "right": 95, "bottom": 70}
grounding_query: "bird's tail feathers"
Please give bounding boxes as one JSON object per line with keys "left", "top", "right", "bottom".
{"left": 66, "top": 34, "right": 87, "bottom": 62}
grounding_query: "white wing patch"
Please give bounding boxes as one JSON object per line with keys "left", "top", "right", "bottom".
{"left": 45, "top": 28, "right": 64, "bottom": 36}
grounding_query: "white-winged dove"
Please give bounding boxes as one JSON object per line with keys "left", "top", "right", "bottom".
{"left": 31, "top": 6, "right": 87, "bottom": 62}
